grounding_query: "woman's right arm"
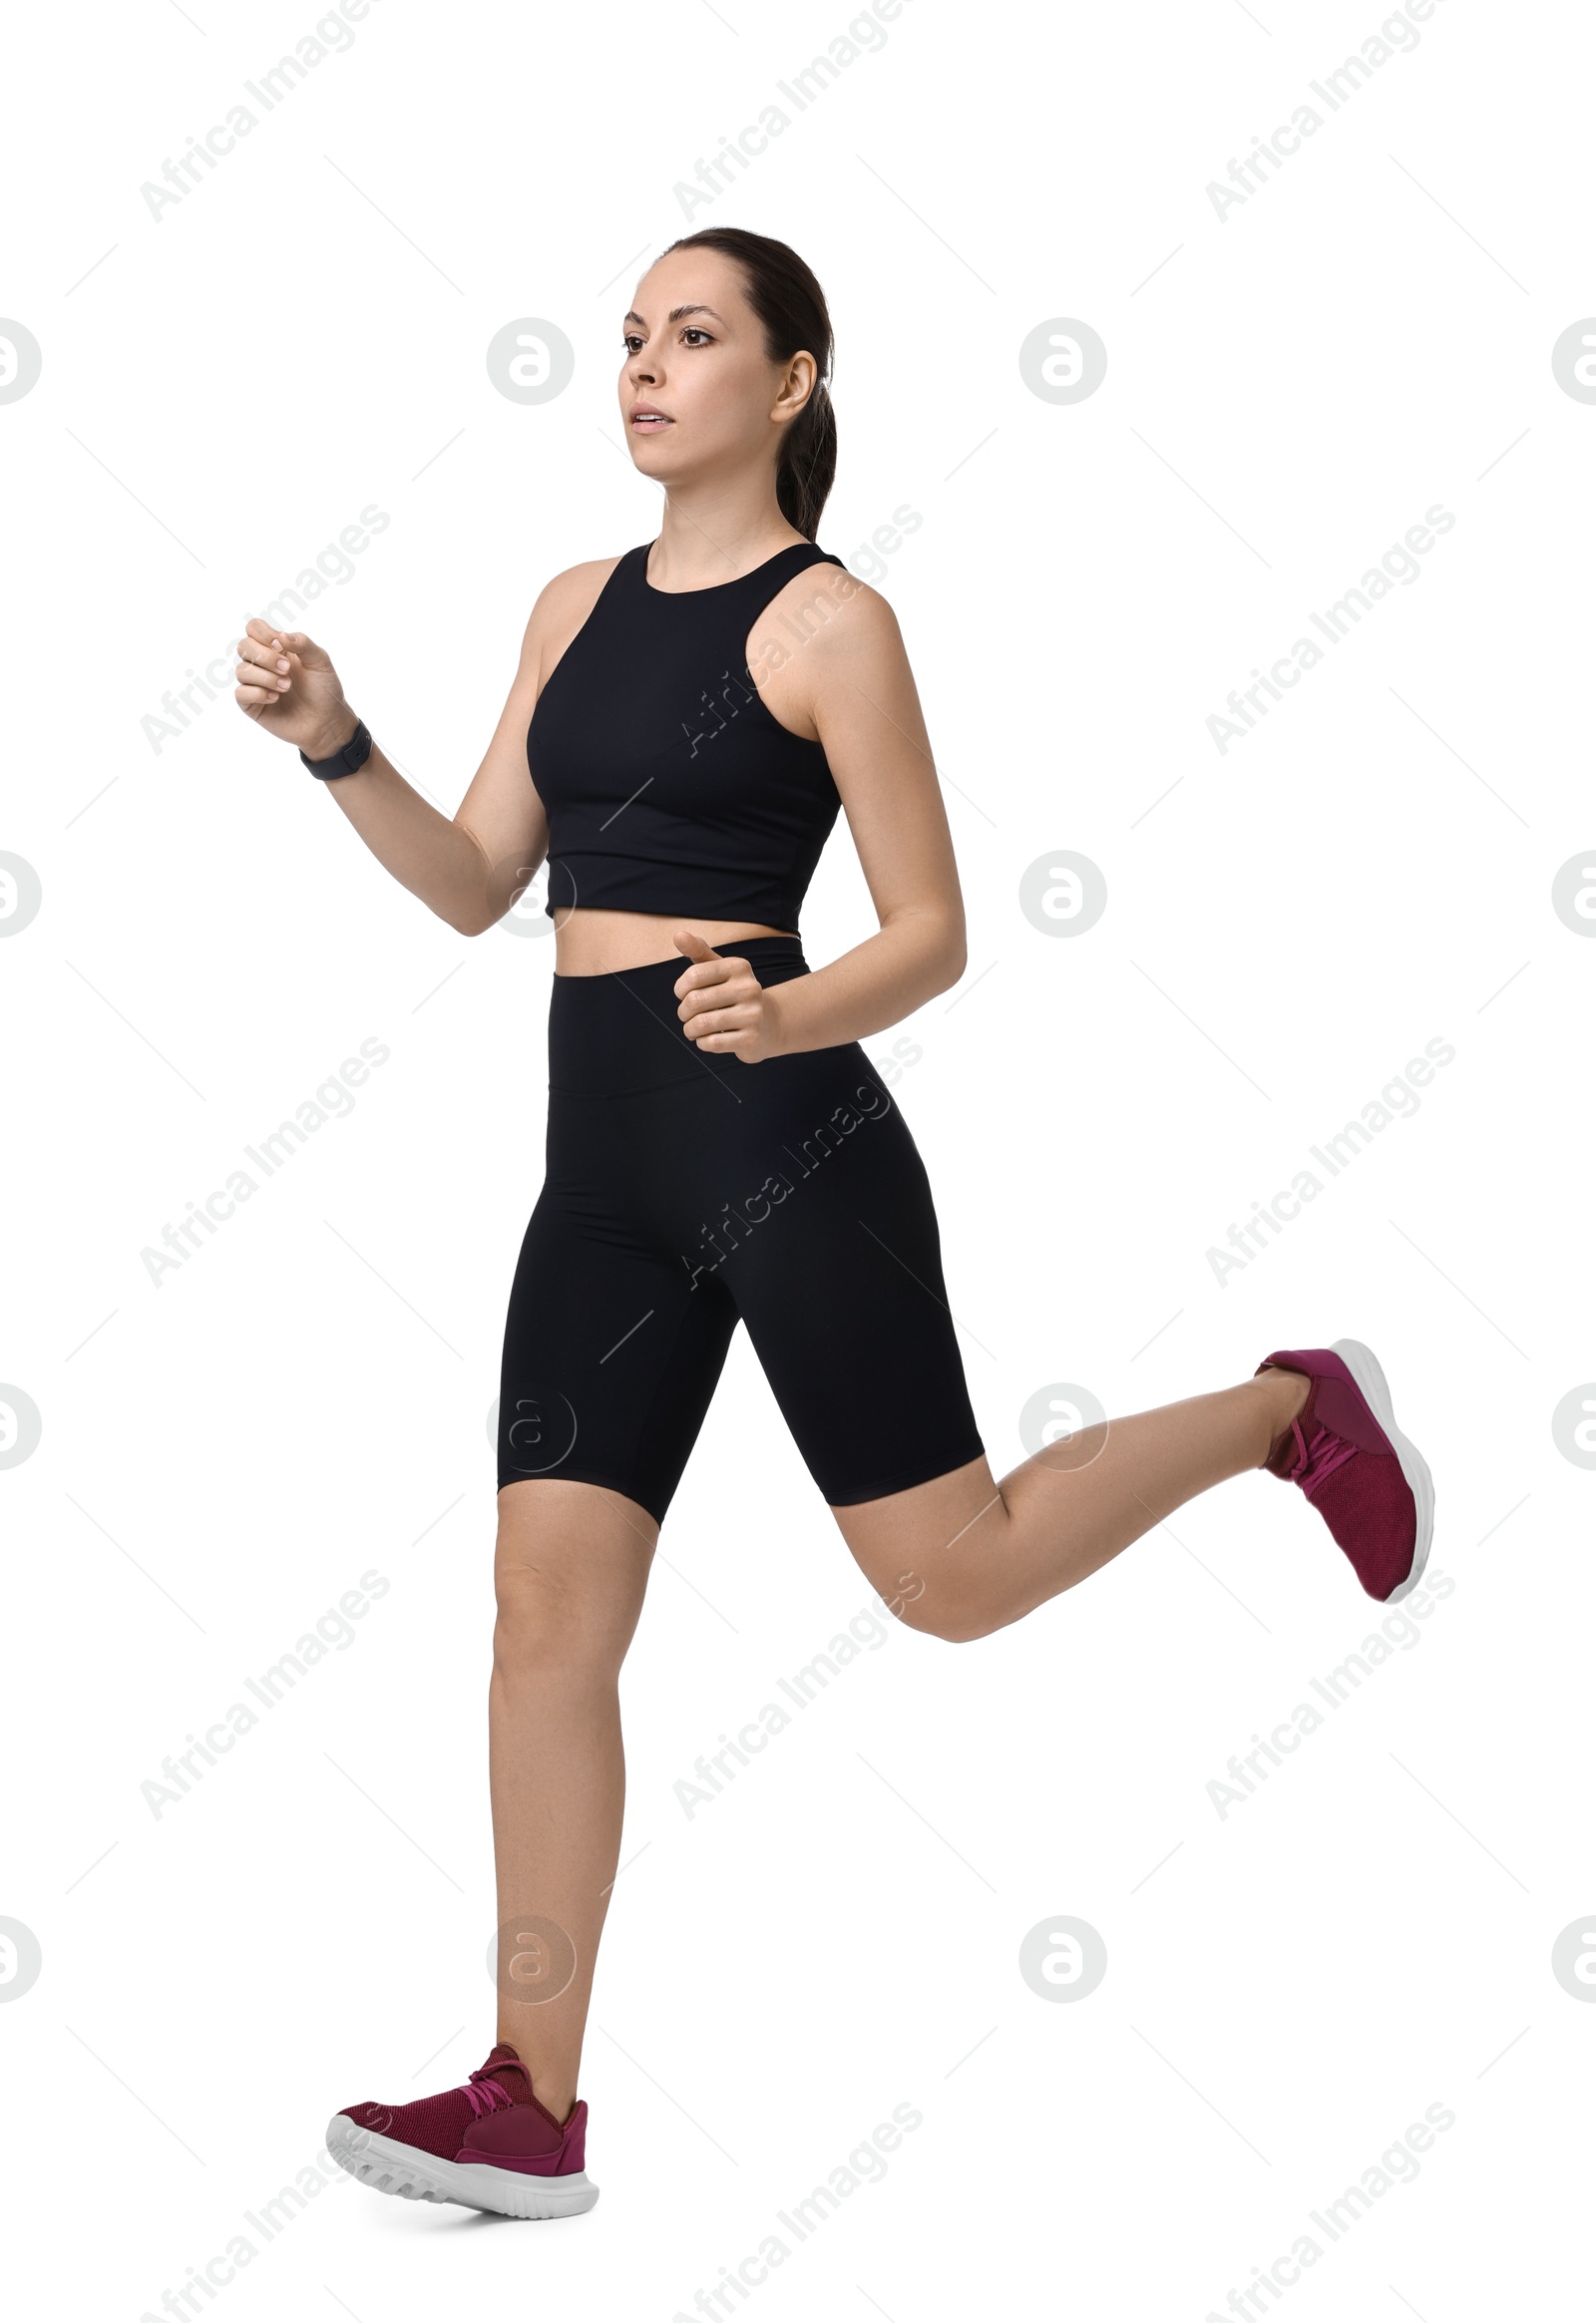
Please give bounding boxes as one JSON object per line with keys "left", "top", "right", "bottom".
{"left": 232, "top": 567, "right": 599, "bottom": 937}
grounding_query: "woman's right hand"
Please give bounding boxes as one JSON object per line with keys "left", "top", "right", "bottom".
{"left": 233, "top": 617, "right": 357, "bottom": 758}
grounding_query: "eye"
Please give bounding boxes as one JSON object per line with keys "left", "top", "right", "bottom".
{"left": 621, "top": 333, "right": 643, "bottom": 354}
{"left": 681, "top": 327, "right": 713, "bottom": 346}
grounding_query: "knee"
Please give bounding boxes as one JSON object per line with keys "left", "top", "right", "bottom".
{"left": 879, "top": 1570, "right": 994, "bottom": 1647}
{"left": 895, "top": 1601, "right": 995, "bottom": 1646}
{"left": 492, "top": 1557, "right": 634, "bottom": 1686}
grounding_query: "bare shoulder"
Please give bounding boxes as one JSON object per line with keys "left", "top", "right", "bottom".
{"left": 747, "top": 564, "right": 914, "bottom": 745}
{"left": 748, "top": 562, "right": 902, "bottom": 688}
{"left": 519, "top": 553, "right": 628, "bottom": 690}
{"left": 535, "top": 554, "right": 627, "bottom": 621}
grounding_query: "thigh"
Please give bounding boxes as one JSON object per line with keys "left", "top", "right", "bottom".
{"left": 498, "top": 1167, "right": 739, "bottom": 1528}
{"left": 715, "top": 1045, "right": 988, "bottom": 1507}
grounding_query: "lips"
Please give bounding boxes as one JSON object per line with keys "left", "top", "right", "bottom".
{"left": 629, "top": 407, "right": 673, "bottom": 429}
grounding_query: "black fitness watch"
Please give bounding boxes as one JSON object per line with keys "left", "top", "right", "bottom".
{"left": 300, "top": 718, "right": 374, "bottom": 780}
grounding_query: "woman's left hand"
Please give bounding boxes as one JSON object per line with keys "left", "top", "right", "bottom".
{"left": 672, "top": 930, "right": 784, "bottom": 1062}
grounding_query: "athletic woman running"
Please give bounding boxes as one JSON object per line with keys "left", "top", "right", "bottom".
{"left": 232, "top": 227, "right": 1434, "bottom": 2220}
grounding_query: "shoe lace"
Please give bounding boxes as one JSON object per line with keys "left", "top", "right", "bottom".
{"left": 1280, "top": 1415, "right": 1360, "bottom": 1500}
{"left": 461, "top": 2062, "right": 524, "bottom": 2119}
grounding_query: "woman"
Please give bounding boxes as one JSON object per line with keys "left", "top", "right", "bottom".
{"left": 232, "top": 227, "right": 1433, "bottom": 2220}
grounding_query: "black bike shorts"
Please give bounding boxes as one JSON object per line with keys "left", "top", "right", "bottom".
{"left": 496, "top": 937, "right": 987, "bottom": 1524}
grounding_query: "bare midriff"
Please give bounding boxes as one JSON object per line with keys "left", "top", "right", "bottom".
{"left": 552, "top": 907, "right": 796, "bottom": 977}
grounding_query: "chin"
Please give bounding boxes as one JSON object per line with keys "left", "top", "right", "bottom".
{"left": 630, "top": 444, "right": 696, "bottom": 486}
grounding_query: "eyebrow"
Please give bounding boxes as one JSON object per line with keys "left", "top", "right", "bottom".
{"left": 621, "top": 304, "right": 726, "bottom": 330}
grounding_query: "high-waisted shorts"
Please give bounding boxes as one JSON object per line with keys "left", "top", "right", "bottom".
{"left": 496, "top": 937, "right": 986, "bottom": 1523}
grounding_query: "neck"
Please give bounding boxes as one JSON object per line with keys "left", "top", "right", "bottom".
{"left": 646, "top": 481, "right": 806, "bottom": 589}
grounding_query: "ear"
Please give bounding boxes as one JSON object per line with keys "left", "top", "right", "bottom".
{"left": 772, "top": 349, "right": 818, "bottom": 423}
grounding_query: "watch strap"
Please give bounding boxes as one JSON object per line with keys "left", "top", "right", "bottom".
{"left": 300, "top": 718, "right": 373, "bottom": 779}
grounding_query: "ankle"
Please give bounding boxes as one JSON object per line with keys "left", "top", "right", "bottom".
{"left": 1251, "top": 1364, "right": 1310, "bottom": 1457}
{"left": 497, "top": 2049, "right": 576, "bottom": 2124}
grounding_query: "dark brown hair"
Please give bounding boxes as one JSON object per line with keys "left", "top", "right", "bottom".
{"left": 657, "top": 226, "right": 837, "bottom": 541}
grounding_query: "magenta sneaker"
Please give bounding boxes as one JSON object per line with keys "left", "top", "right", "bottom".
{"left": 1256, "top": 1340, "right": 1434, "bottom": 1603}
{"left": 326, "top": 2042, "right": 598, "bottom": 2218}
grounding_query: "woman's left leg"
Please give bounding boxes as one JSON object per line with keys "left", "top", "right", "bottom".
{"left": 829, "top": 1363, "right": 1308, "bottom": 1643}
{"left": 714, "top": 1030, "right": 1428, "bottom": 1635}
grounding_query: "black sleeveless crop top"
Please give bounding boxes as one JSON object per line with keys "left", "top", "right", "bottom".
{"left": 526, "top": 540, "right": 849, "bottom": 930}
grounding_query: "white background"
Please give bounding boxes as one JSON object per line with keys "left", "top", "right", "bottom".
{"left": 3, "top": 1, "right": 1592, "bottom": 2315}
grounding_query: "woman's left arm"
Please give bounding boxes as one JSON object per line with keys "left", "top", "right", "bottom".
{"left": 672, "top": 581, "right": 967, "bottom": 1059}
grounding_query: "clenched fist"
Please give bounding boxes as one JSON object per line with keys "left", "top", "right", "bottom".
{"left": 672, "top": 929, "right": 787, "bottom": 1063}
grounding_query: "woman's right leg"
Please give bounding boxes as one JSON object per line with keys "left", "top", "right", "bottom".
{"left": 489, "top": 1475, "right": 660, "bottom": 2123}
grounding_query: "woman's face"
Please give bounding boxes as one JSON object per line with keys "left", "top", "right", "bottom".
{"left": 618, "top": 247, "right": 816, "bottom": 499}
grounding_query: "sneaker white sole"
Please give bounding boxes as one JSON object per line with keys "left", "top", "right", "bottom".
{"left": 326, "top": 2113, "right": 599, "bottom": 2218}
{"left": 1330, "top": 1337, "right": 1434, "bottom": 1604}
